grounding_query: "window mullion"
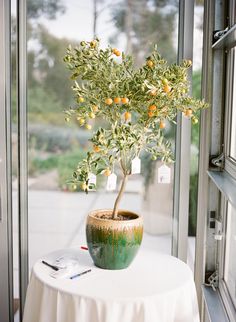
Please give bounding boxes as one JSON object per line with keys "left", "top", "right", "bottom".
{"left": 172, "top": 0, "right": 194, "bottom": 262}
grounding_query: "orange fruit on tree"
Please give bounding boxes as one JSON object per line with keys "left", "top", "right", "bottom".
{"left": 89, "top": 112, "right": 95, "bottom": 119}
{"left": 121, "top": 97, "right": 129, "bottom": 104}
{"left": 192, "top": 116, "right": 198, "bottom": 124}
{"left": 148, "top": 104, "right": 157, "bottom": 112}
{"left": 163, "top": 85, "right": 171, "bottom": 93}
{"left": 114, "top": 97, "right": 121, "bottom": 104}
{"left": 150, "top": 89, "right": 157, "bottom": 96}
{"left": 93, "top": 145, "right": 100, "bottom": 153}
{"left": 160, "top": 120, "right": 166, "bottom": 129}
{"left": 162, "top": 78, "right": 169, "bottom": 85}
{"left": 184, "top": 108, "right": 193, "bottom": 117}
{"left": 71, "top": 184, "right": 77, "bottom": 190}
{"left": 186, "top": 59, "right": 192, "bottom": 66}
{"left": 90, "top": 40, "right": 97, "bottom": 48}
{"left": 148, "top": 111, "right": 154, "bottom": 118}
{"left": 104, "top": 168, "right": 111, "bottom": 176}
{"left": 105, "top": 98, "right": 113, "bottom": 105}
{"left": 92, "top": 105, "right": 99, "bottom": 112}
{"left": 79, "top": 118, "right": 85, "bottom": 126}
{"left": 112, "top": 49, "right": 121, "bottom": 56}
{"left": 80, "top": 182, "right": 87, "bottom": 191}
{"left": 78, "top": 96, "right": 85, "bottom": 103}
{"left": 85, "top": 124, "right": 92, "bottom": 130}
{"left": 124, "top": 111, "right": 131, "bottom": 121}
{"left": 146, "top": 60, "right": 154, "bottom": 68}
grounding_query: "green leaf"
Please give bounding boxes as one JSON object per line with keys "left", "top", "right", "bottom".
{"left": 96, "top": 168, "right": 105, "bottom": 175}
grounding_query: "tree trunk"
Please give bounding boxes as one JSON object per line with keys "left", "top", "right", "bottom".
{"left": 112, "top": 174, "right": 128, "bottom": 219}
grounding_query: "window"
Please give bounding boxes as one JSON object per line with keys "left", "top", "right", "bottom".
{"left": 3, "top": 1, "right": 197, "bottom": 320}
{"left": 224, "top": 203, "right": 236, "bottom": 308}
{"left": 218, "top": 38, "right": 236, "bottom": 319}
{"left": 195, "top": 0, "right": 236, "bottom": 321}
{"left": 25, "top": 1, "right": 181, "bottom": 275}
{"left": 229, "top": 50, "right": 236, "bottom": 161}
{"left": 225, "top": 47, "right": 236, "bottom": 177}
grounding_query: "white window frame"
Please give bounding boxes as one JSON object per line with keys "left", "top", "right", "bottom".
{"left": 225, "top": 48, "right": 236, "bottom": 179}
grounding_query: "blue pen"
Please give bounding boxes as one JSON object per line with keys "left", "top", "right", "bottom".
{"left": 70, "top": 269, "right": 91, "bottom": 280}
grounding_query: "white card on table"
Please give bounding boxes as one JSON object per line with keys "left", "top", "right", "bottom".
{"left": 106, "top": 173, "right": 117, "bottom": 191}
{"left": 158, "top": 164, "right": 171, "bottom": 184}
{"left": 88, "top": 173, "right": 96, "bottom": 185}
{"left": 131, "top": 157, "right": 141, "bottom": 174}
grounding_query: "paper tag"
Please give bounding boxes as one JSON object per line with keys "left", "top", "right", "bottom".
{"left": 88, "top": 173, "right": 96, "bottom": 185}
{"left": 131, "top": 157, "right": 141, "bottom": 174}
{"left": 158, "top": 164, "right": 171, "bottom": 184}
{"left": 106, "top": 173, "right": 117, "bottom": 191}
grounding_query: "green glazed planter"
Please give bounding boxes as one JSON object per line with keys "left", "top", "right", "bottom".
{"left": 86, "top": 209, "right": 143, "bottom": 270}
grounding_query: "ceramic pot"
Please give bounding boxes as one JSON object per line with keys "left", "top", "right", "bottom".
{"left": 86, "top": 209, "right": 143, "bottom": 270}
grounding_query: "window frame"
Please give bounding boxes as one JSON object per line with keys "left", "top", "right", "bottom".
{"left": 224, "top": 47, "right": 236, "bottom": 177}
{"left": 212, "top": 25, "right": 236, "bottom": 322}
{"left": 0, "top": 0, "right": 14, "bottom": 321}
{"left": 218, "top": 198, "right": 236, "bottom": 322}
{"left": 195, "top": 0, "right": 236, "bottom": 321}
{"left": 218, "top": 5, "right": 236, "bottom": 317}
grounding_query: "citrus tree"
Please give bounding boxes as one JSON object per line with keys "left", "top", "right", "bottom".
{"left": 63, "top": 39, "right": 207, "bottom": 219}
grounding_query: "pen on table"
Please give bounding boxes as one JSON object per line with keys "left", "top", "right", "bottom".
{"left": 70, "top": 269, "right": 91, "bottom": 280}
{"left": 42, "top": 260, "right": 59, "bottom": 271}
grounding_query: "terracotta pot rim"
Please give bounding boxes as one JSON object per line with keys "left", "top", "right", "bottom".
{"left": 88, "top": 208, "right": 142, "bottom": 222}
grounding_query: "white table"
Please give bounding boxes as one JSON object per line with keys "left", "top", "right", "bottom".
{"left": 23, "top": 248, "right": 200, "bottom": 322}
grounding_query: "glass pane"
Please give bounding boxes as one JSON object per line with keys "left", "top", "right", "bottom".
{"left": 230, "top": 49, "right": 236, "bottom": 160}
{"left": 27, "top": 0, "right": 179, "bottom": 273}
{"left": 11, "top": 0, "right": 20, "bottom": 320}
{"left": 188, "top": 2, "right": 204, "bottom": 272}
{"left": 224, "top": 202, "right": 236, "bottom": 308}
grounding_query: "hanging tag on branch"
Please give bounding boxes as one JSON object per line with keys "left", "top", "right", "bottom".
{"left": 158, "top": 164, "right": 171, "bottom": 184}
{"left": 106, "top": 173, "right": 117, "bottom": 191}
{"left": 131, "top": 156, "right": 141, "bottom": 174}
{"left": 88, "top": 173, "right": 96, "bottom": 185}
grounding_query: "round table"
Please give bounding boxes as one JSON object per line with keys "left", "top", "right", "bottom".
{"left": 23, "top": 248, "right": 200, "bottom": 322}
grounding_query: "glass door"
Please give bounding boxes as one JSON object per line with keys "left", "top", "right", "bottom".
{"left": 26, "top": 0, "right": 181, "bottom": 271}
{"left": 12, "top": 1, "right": 196, "bottom": 321}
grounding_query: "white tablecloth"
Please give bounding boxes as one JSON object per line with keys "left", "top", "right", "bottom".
{"left": 23, "top": 248, "right": 200, "bottom": 322}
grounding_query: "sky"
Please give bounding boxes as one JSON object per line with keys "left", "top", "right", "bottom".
{"left": 38, "top": 0, "right": 122, "bottom": 48}
{"left": 36, "top": 0, "right": 203, "bottom": 70}
{"left": 13, "top": 0, "right": 203, "bottom": 70}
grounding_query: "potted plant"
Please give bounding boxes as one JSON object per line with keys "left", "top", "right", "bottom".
{"left": 63, "top": 39, "right": 206, "bottom": 270}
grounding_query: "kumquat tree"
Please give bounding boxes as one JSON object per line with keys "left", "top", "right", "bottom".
{"left": 63, "top": 39, "right": 207, "bottom": 219}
